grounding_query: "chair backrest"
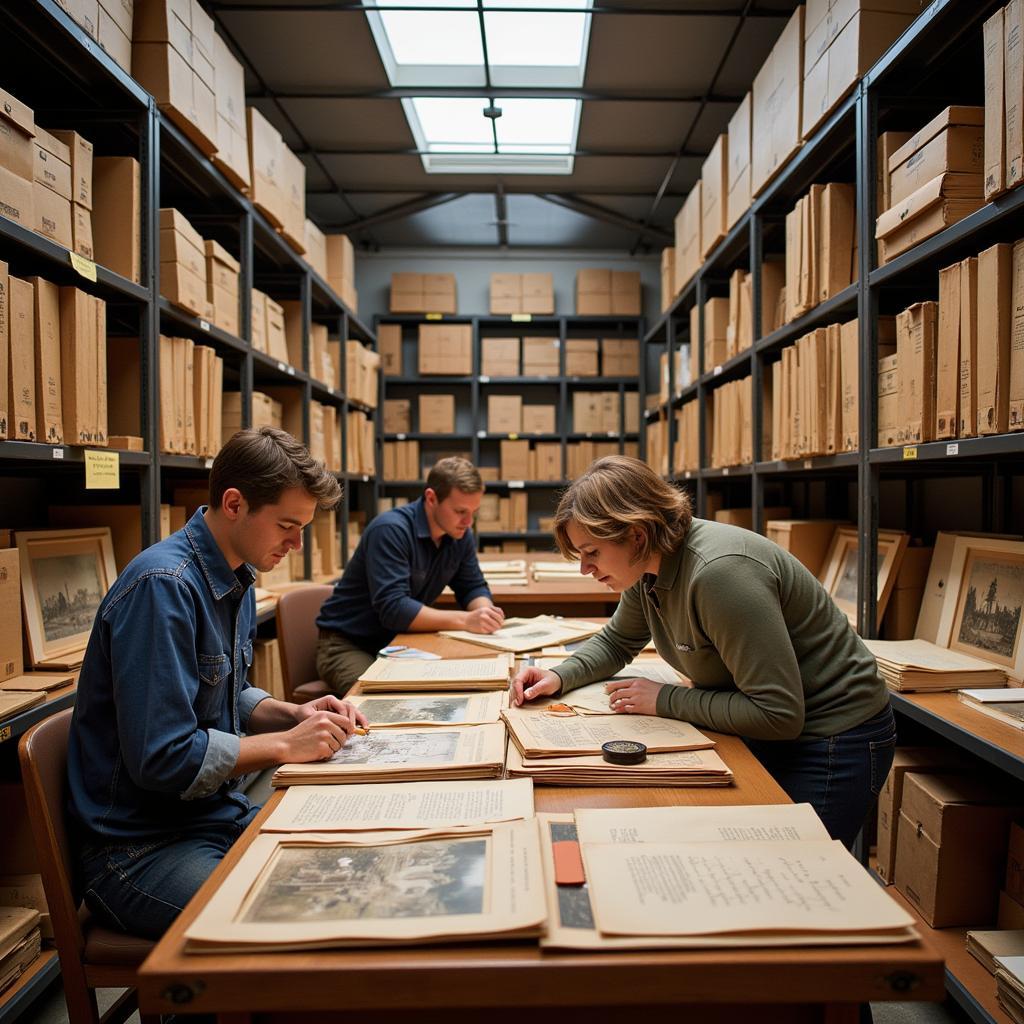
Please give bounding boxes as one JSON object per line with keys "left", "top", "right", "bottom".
{"left": 18, "top": 709, "right": 86, "bottom": 960}
{"left": 276, "top": 585, "right": 333, "bottom": 699}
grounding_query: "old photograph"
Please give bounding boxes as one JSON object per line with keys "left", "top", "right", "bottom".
{"left": 241, "top": 838, "right": 487, "bottom": 923}
{"left": 953, "top": 552, "right": 1024, "bottom": 666}
{"left": 832, "top": 546, "right": 859, "bottom": 606}
{"left": 364, "top": 697, "right": 472, "bottom": 725}
{"left": 34, "top": 553, "right": 105, "bottom": 643}
{"left": 329, "top": 731, "right": 461, "bottom": 766}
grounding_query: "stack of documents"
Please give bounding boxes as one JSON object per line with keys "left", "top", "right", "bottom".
{"left": 966, "top": 931, "right": 1024, "bottom": 974}
{"left": 532, "top": 560, "right": 581, "bottom": 581}
{"left": 996, "top": 956, "right": 1024, "bottom": 1023}
{"left": 0, "top": 692, "right": 45, "bottom": 722}
{"left": 0, "top": 673, "right": 73, "bottom": 693}
{"left": 958, "top": 689, "right": 1024, "bottom": 730}
{"left": 538, "top": 805, "right": 918, "bottom": 950}
{"left": 272, "top": 723, "right": 508, "bottom": 787}
{"left": 863, "top": 638, "right": 1007, "bottom": 692}
{"left": 260, "top": 779, "right": 535, "bottom": 834}
{"left": 183, "top": 819, "right": 547, "bottom": 952}
{"left": 357, "top": 653, "right": 513, "bottom": 692}
{"left": 348, "top": 691, "right": 506, "bottom": 728}
{"left": 501, "top": 706, "right": 714, "bottom": 758}
{"left": 481, "top": 559, "right": 529, "bottom": 587}
{"left": 440, "top": 616, "right": 601, "bottom": 653}
{"left": 505, "top": 743, "right": 732, "bottom": 787}
{"left": 0, "top": 907, "right": 41, "bottom": 994}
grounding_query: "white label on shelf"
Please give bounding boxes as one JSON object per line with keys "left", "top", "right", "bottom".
{"left": 509, "top": 480, "right": 525, "bottom": 489}
{"left": 713, "top": 365, "right": 723, "bottom": 376}
{"left": 277, "top": 361, "right": 286, "bottom": 372}
{"left": 946, "top": 443, "right": 959, "bottom": 456}
{"left": 199, "top": 319, "right": 211, "bottom": 332}
{"left": 205, "top": 458, "right": 214, "bottom": 469}
{"left": 477, "top": 430, "right": 486, "bottom": 439}
{"left": 684, "top": 471, "right": 692, "bottom": 479}
{"left": 363, "top": 475, "right": 369, "bottom": 483}
{"left": 287, "top": 366, "right": 295, "bottom": 376}
{"left": 804, "top": 459, "right": 813, "bottom": 469}
{"left": 396, "top": 432, "right": 406, "bottom": 441}
{"left": 607, "top": 431, "right": 615, "bottom": 438}
{"left": 328, "top": 387, "right": 335, "bottom": 396}
{"left": 722, "top": 467, "right": 730, "bottom": 476}
{"left": 479, "top": 375, "right": 490, "bottom": 384}
{"left": 52, "top": 448, "right": 64, "bottom": 460}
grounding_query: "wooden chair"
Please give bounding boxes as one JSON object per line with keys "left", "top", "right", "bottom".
{"left": 18, "top": 709, "right": 159, "bottom": 1024}
{"left": 276, "top": 584, "right": 334, "bottom": 702}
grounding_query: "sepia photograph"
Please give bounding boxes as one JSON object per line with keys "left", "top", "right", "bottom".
{"left": 34, "top": 553, "right": 105, "bottom": 643}
{"left": 952, "top": 550, "right": 1024, "bottom": 668}
{"left": 241, "top": 838, "right": 487, "bottom": 923}
{"left": 363, "top": 697, "right": 471, "bottom": 725}
{"left": 329, "top": 730, "right": 461, "bottom": 765}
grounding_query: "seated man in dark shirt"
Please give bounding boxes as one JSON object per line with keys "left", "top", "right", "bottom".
{"left": 68, "top": 427, "right": 368, "bottom": 939}
{"left": 316, "top": 456, "right": 505, "bottom": 693}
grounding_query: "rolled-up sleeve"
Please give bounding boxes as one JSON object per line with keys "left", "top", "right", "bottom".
{"left": 449, "top": 535, "right": 491, "bottom": 608}
{"left": 107, "top": 574, "right": 238, "bottom": 799}
{"left": 239, "top": 686, "right": 272, "bottom": 727}
{"left": 364, "top": 522, "right": 423, "bottom": 632}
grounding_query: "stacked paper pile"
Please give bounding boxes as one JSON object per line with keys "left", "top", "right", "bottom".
{"left": 441, "top": 616, "right": 601, "bottom": 653}
{"left": 532, "top": 560, "right": 581, "bottom": 582}
{"left": 863, "top": 638, "right": 1007, "bottom": 692}
{"left": 0, "top": 692, "right": 45, "bottom": 723}
{"left": 480, "top": 559, "right": 529, "bottom": 587}
{"left": 958, "top": 689, "right": 1024, "bottom": 730}
{"left": 357, "top": 654, "right": 513, "bottom": 693}
{"left": 0, "top": 908, "right": 42, "bottom": 994}
{"left": 966, "top": 931, "right": 1024, "bottom": 975}
{"left": 347, "top": 691, "right": 506, "bottom": 728}
{"left": 538, "top": 805, "right": 918, "bottom": 950}
{"left": 996, "top": 957, "right": 1024, "bottom": 1023}
{"left": 272, "top": 724, "right": 507, "bottom": 787}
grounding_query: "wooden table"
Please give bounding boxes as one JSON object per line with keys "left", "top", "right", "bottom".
{"left": 435, "top": 552, "right": 621, "bottom": 617}
{"left": 137, "top": 635, "right": 945, "bottom": 1024}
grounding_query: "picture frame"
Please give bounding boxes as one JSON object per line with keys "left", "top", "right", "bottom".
{"left": 817, "top": 527, "right": 908, "bottom": 628}
{"left": 16, "top": 527, "right": 117, "bottom": 670}
{"left": 937, "top": 536, "right": 1024, "bottom": 682}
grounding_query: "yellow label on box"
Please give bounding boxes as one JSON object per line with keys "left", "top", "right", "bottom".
{"left": 69, "top": 252, "right": 97, "bottom": 281}
{"left": 902, "top": 446, "right": 918, "bottom": 461}
{"left": 85, "top": 449, "right": 120, "bottom": 489}
{"left": 425, "top": 312, "right": 443, "bottom": 320}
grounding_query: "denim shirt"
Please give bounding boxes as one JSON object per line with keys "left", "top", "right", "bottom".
{"left": 67, "top": 507, "right": 272, "bottom": 844}
{"left": 316, "top": 496, "right": 491, "bottom": 654}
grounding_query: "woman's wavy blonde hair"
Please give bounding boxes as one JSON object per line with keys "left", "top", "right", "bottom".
{"left": 553, "top": 455, "right": 692, "bottom": 564}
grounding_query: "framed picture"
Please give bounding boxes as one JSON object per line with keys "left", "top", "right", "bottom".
{"left": 938, "top": 536, "right": 1024, "bottom": 682}
{"left": 16, "top": 528, "right": 117, "bottom": 669}
{"left": 817, "top": 527, "right": 908, "bottom": 628}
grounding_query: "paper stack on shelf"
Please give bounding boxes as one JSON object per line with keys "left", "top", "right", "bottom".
{"left": 260, "top": 778, "right": 535, "bottom": 833}
{"left": 0, "top": 692, "right": 46, "bottom": 722}
{"left": 966, "top": 931, "right": 1024, "bottom": 974}
{"left": 863, "top": 638, "right": 1007, "bottom": 692}
{"left": 0, "top": 673, "right": 74, "bottom": 692}
{"left": 357, "top": 654, "right": 513, "bottom": 693}
{"left": 996, "top": 956, "right": 1024, "bottom": 1024}
{"left": 501, "top": 706, "right": 714, "bottom": 758}
{"left": 958, "top": 689, "right": 1024, "bottom": 730}
{"left": 348, "top": 691, "right": 507, "bottom": 728}
{"left": 505, "top": 743, "right": 732, "bottom": 787}
{"left": 183, "top": 819, "right": 546, "bottom": 952}
{"left": 440, "top": 616, "right": 602, "bottom": 653}
{"left": 0, "top": 907, "right": 42, "bottom": 994}
{"left": 532, "top": 560, "right": 581, "bottom": 581}
{"left": 272, "top": 724, "right": 508, "bottom": 787}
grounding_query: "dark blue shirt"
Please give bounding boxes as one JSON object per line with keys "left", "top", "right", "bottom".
{"left": 316, "top": 497, "right": 491, "bottom": 653}
{"left": 67, "top": 508, "right": 271, "bottom": 844}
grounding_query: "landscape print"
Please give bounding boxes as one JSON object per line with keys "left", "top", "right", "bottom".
{"left": 954, "top": 552, "right": 1024, "bottom": 667}
{"left": 34, "top": 552, "right": 105, "bottom": 643}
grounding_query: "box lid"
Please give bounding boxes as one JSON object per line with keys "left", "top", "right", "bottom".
{"left": 204, "top": 238, "right": 240, "bottom": 272}
{"left": 0, "top": 88, "right": 34, "bottom": 139}
{"left": 33, "top": 126, "right": 70, "bottom": 163}
{"left": 875, "top": 173, "right": 947, "bottom": 238}
{"left": 889, "top": 106, "right": 986, "bottom": 173}
{"left": 901, "top": 772, "right": 1021, "bottom": 844}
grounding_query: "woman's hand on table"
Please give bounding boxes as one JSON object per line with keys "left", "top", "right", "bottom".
{"left": 510, "top": 667, "right": 562, "bottom": 706}
{"left": 604, "top": 677, "right": 663, "bottom": 716}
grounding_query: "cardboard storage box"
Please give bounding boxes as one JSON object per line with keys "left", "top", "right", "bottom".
{"left": 378, "top": 323, "right": 402, "bottom": 376}
{"left": 423, "top": 273, "right": 456, "bottom": 314}
{"left": 565, "top": 339, "right": 599, "bottom": 377}
{"left": 490, "top": 272, "right": 521, "bottom": 315}
{"left": 522, "top": 272, "right": 554, "bottom": 315}
{"left": 727, "top": 93, "right": 752, "bottom": 230}
{"left": 0, "top": 87, "right": 35, "bottom": 182}
{"left": 611, "top": 270, "right": 641, "bottom": 316}
{"left": 976, "top": 241, "right": 1012, "bottom": 436}
{"left": 894, "top": 772, "right": 1023, "bottom": 927}
{"left": 576, "top": 268, "right": 610, "bottom": 316}
{"left": 603, "top": 338, "right": 640, "bottom": 377}
{"left": 418, "top": 323, "right": 472, "bottom": 375}
{"left": 889, "top": 124, "right": 984, "bottom": 209}
{"left": 522, "top": 336, "right": 560, "bottom": 376}
{"left": 33, "top": 127, "right": 72, "bottom": 201}
{"left": 488, "top": 395, "right": 522, "bottom": 435}
{"left": 32, "top": 180, "right": 72, "bottom": 248}
{"left": 875, "top": 748, "right": 963, "bottom": 886}
{"left": 303, "top": 219, "right": 327, "bottom": 282}
{"left": 31, "top": 277, "right": 63, "bottom": 444}
{"left": 211, "top": 33, "right": 250, "bottom": 191}
{"left": 500, "top": 439, "right": 531, "bottom": 481}
{"left": 522, "top": 404, "right": 556, "bottom": 435}
{"left": 391, "top": 272, "right": 455, "bottom": 314}
{"left": 704, "top": 297, "right": 730, "bottom": 369}
{"left": 481, "top": 337, "right": 520, "bottom": 376}
{"left": 0, "top": 165, "right": 34, "bottom": 232}
{"left": 877, "top": 351, "right": 900, "bottom": 447}
{"left": 674, "top": 183, "right": 702, "bottom": 293}
{"left": 326, "top": 234, "right": 355, "bottom": 298}
{"left": 383, "top": 399, "right": 411, "bottom": 435}
{"left": 895, "top": 300, "right": 937, "bottom": 444}
{"left": 701, "top": 134, "right": 728, "bottom": 258}
{"left": 390, "top": 272, "right": 423, "bottom": 314}
{"left": 764, "top": 519, "right": 845, "bottom": 577}
{"left": 0, "top": 549, "right": 23, "bottom": 683}
{"left": 661, "top": 247, "right": 676, "bottom": 312}
{"left": 92, "top": 156, "right": 140, "bottom": 283}
{"left": 419, "top": 393, "right": 455, "bottom": 434}
{"left": 246, "top": 106, "right": 284, "bottom": 229}
{"left": 8, "top": 276, "right": 36, "bottom": 441}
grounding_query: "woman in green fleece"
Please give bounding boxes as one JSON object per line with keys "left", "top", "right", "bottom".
{"left": 512, "top": 455, "right": 895, "bottom": 847}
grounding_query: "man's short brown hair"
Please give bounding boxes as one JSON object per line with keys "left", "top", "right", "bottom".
{"left": 425, "top": 457, "right": 483, "bottom": 503}
{"left": 210, "top": 427, "right": 342, "bottom": 512}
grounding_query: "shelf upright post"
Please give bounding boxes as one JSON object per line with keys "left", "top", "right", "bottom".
{"left": 239, "top": 209, "right": 254, "bottom": 428}
{"left": 695, "top": 274, "right": 708, "bottom": 516}
{"left": 472, "top": 316, "right": 482, "bottom": 472}
{"left": 559, "top": 316, "right": 568, "bottom": 482}
{"left": 140, "top": 98, "right": 161, "bottom": 548}
{"left": 300, "top": 270, "right": 313, "bottom": 580}
{"left": 856, "top": 82, "right": 881, "bottom": 638}
{"left": 750, "top": 212, "right": 765, "bottom": 534}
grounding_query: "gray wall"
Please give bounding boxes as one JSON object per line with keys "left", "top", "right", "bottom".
{"left": 353, "top": 248, "right": 662, "bottom": 325}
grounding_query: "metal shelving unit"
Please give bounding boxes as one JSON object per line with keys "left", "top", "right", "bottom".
{"left": 377, "top": 313, "right": 645, "bottom": 549}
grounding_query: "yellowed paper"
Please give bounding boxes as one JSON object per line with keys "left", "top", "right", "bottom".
{"left": 358, "top": 654, "right": 513, "bottom": 692}
{"left": 184, "top": 820, "right": 546, "bottom": 952}
{"left": 502, "top": 705, "right": 714, "bottom": 757}
{"left": 440, "top": 616, "right": 602, "bottom": 653}
{"left": 583, "top": 839, "right": 915, "bottom": 937}
{"left": 532, "top": 658, "right": 686, "bottom": 715}
{"left": 348, "top": 691, "right": 507, "bottom": 727}
{"left": 261, "top": 779, "right": 535, "bottom": 833}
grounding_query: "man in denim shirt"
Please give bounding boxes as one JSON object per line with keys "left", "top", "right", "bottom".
{"left": 69, "top": 428, "right": 368, "bottom": 939}
{"left": 316, "top": 457, "right": 505, "bottom": 693}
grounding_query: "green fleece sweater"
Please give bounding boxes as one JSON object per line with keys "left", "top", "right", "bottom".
{"left": 552, "top": 519, "right": 888, "bottom": 741}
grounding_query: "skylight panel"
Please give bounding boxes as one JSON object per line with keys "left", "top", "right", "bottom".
{"left": 495, "top": 98, "right": 577, "bottom": 152}
{"left": 411, "top": 98, "right": 496, "bottom": 151}
{"left": 376, "top": 0, "right": 483, "bottom": 67}
{"left": 483, "top": 0, "right": 590, "bottom": 68}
